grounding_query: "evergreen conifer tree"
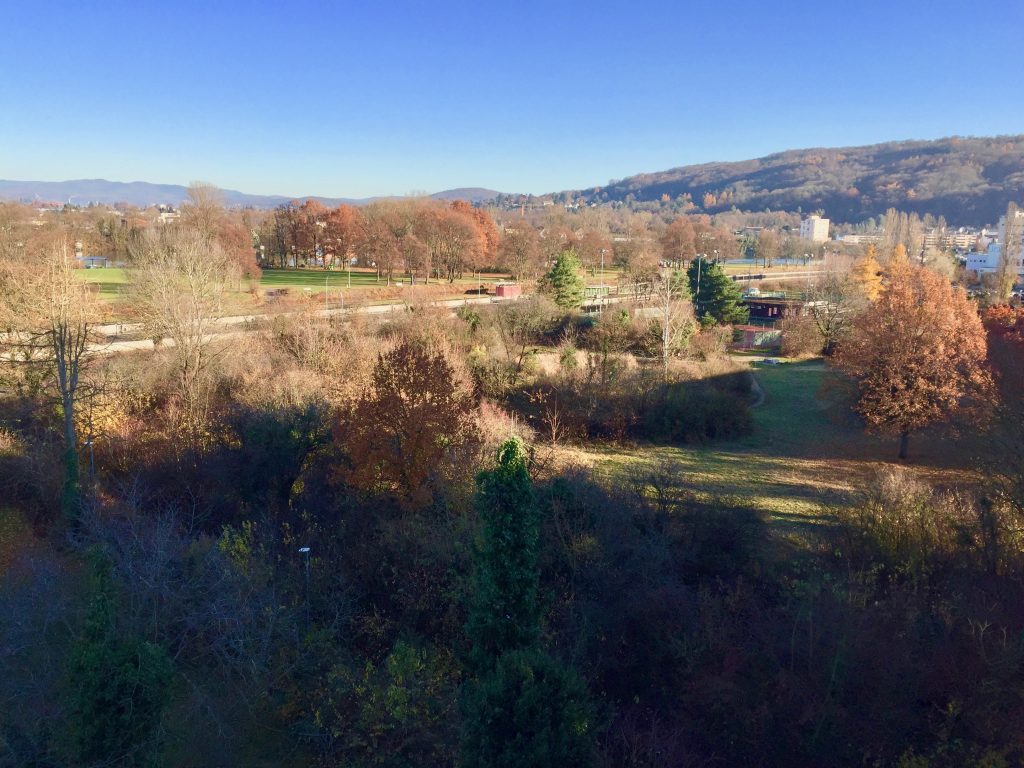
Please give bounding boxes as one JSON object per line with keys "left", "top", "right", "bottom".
{"left": 67, "top": 557, "right": 174, "bottom": 767}
{"left": 541, "top": 249, "right": 585, "bottom": 311}
{"left": 462, "top": 439, "right": 597, "bottom": 768}
{"left": 686, "top": 256, "right": 748, "bottom": 325}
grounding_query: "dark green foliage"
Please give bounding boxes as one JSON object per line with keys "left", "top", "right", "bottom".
{"left": 463, "top": 440, "right": 598, "bottom": 767}
{"left": 66, "top": 557, "right": 173, "bottom": 767}
{"left": 467, "top": 438, "right": 540, "bottom": 670}
{"left": 540, "top": 249, "right": 585, "bottom": 311}
{"left": 232, "top": 404, "right": 327, "bottom": 517}
{"left": 641, "top": 375, "right": 754, "bottom": 443}
{"left": 321, "top": 642, "right": 461, "bottom": 768}
{"left": 686, "top": 256, "right": 748, "bottom": 325}
{"left": 460, "top": 649, "right": 597, "bottom": 768}
{"left": 61, "top": 442, "right": 80, "bottom": 525}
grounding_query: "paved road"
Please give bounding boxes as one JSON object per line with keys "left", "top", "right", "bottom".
{"left": 95, "top": 294, "right": 500, "bottom": 339}
{"left": 80, "top": 275, "right": 825, "bottom": 357}
{"left": 90, "top": 294, "right": 503, "bottom": 355}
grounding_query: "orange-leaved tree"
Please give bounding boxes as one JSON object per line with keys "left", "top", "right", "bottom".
{"left": 659, "top": 216, "right": 696, "bottom": 267}
{"left": 451, "top": 200, "right": 499, "bottom": 267}
{"left": 835, "top": 261, "right": 993, "bottom": 460}
{"left": 981, "top": 305, "right": 1024, "bottom": 516}
{"left": 851, "top": 244, "right": 883, "bottom": 301}
{"left": 338, "top": 341, "right": 474, "bottom": 510}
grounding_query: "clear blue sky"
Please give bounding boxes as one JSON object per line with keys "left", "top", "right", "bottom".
{"left": 2, "top": 0, "right": 1022, "bottom": 198}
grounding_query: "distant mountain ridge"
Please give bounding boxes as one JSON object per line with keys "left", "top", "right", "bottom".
{"left": 6, "top": 135, "right": 1024, "bottom": 225}
{"left": 571, "top": 135, "right": 1024, "bottom": 226}
{"left": 0, "top": 179, "right": 503, "bottom": 208}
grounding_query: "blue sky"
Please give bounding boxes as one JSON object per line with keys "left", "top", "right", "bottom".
{"left": 2, "top": 0, "right": 1022, "bottom": 197}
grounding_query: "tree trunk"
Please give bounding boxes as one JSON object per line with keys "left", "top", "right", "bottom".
{"left": 898, "top": 430, "right": 910, "bottom": 461}
{"left": 61, "top": 391, "right": 80, "bottom": 522}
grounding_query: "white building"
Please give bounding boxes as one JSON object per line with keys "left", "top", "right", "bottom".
{"left": 968, "top": 209, "right": 1024, "bottom": 277}
{"left": 799, "top": 215, "right": 830, "bottom": 243}
{"left": 965, "top": 243, "right": 1024, "bottom": 277}
{"left": 997, "top": 208, "right": 1024, "bottom": 249}
{"left": 838, "top": 233, "right": 881, "bottom": 245}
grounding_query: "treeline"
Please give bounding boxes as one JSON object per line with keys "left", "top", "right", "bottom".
{"left": 0, "top": 185, "right": 794, "bottom": 288}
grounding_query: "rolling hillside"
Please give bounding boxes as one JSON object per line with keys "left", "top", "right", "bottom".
{"left": 5, "top": 136, "right": 1024, "bottom": 225}
{"left": 574, "top": 135, "right": 1024, "bottom": 226}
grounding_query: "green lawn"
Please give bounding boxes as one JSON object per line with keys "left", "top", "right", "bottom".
{"left": 78, "top": 267, "right": 129, "bottom": 301}
{"left": 257, "top": 268, "right": 511, "bottom": 291}
{"left": 569, "top": 359, "right": 977, "bottom": 537}
{"left": 257, "top": 268, "right": 395, "bottom": 291}
{"left": 81, "top": 266, "right": 512, "bottom": 302}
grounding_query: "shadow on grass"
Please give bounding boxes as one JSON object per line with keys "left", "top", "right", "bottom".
{"left": 584, "top": 359, "right": 982, "bottom": 541}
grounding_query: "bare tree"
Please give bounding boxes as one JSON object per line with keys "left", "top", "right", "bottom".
{"left": 755, "top": 229, "right": 780, "bottom": 268}
{"left": 497, "top": 226, "right": 542, "bottom": 282}
{"left": 129, "top": 227, "right": 231, "bottom": 444}
{"left": 491, "top": 295, "right": 556, "bottom": 387}
{"left": 651, "top": 270, "right": 696, "bottom": 382}
{"left": 996, "top": 202, "right": 1023, "bottom": 303}
{"left": 180, "top": 181, "right": 226, "bottom": 238}
{"left": 0, "top": 237, "right": 103, "bottom": 519}
{"left": 796, "top": 254, "right": 862, "bottom": 354}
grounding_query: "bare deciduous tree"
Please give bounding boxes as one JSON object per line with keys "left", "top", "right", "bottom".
{"left": 0, "top": 237, "right": 103, "bottom": 518}
{"left": 129, "top": 227, "right": 231, "bottom": 444}
{"left": 996, "top": 202, "right": 1023, "bottom": 303}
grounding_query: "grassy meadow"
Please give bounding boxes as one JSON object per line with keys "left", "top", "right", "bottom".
{"left": 562, "top": 359, "right": 978, "bottom": 540}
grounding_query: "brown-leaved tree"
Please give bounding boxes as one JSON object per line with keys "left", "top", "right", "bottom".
{"left": 339, "top": 341, "right": 474, "bottom": 510}
{"left": 835, "top": 261, "right": 993, "bottom": 459}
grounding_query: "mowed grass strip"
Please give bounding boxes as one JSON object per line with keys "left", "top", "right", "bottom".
{"left": 81, "top": 266, "right": 513, "bottom": 302}
{"left": 77, "top": 267, "right": 130, "bottom": 301}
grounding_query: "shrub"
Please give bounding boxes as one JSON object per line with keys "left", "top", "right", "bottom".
{"left": 460, "top": 649, "right": 598, "bottom": 768}
{"left": 639, "top": 376, "right": 753, "bottom": 443}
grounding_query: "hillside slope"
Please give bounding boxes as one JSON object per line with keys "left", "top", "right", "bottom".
{"left": 576, "top": 135, "right": 1024, "bottom": 226}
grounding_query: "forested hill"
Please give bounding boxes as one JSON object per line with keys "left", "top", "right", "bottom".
{"left": 577, "top": 136, "right": 1024, "bottom": 226}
